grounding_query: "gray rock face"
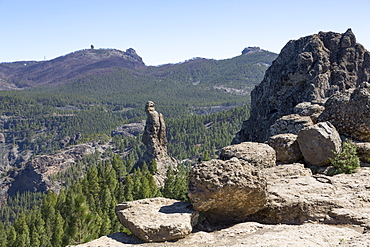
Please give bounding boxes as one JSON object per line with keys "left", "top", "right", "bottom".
{"left": 267, "top": 134, "right": 303, "bottom": 163}
{"left": 115, "top": 198, "right": 199, "bottom": 242}
{"left": 141, "top": 101, "right": 177, "bottom": 186}
{"left": 269, "top": 114, "right": 313, "bottom": 136}
{"left": 297, "top": 122, "right": 342, "bottom": 166}
{"left": 220, "top": 142, "right": 276, "bottom": 168}
{"left": 188, "top": 158, "right": 267, "bottom": 224}
{"left": 319, "top": 82, "right": 370, "bottom": 141}
{"left": 233, "top": 29, "right": 370, "bottom": 143}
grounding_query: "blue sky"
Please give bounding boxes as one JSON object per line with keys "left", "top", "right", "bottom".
{"left": 1, "top": 0, "right": 370, "bottom": 65}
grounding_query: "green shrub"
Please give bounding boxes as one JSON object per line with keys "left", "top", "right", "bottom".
{"left": 329, "top": 140, "right": 360, "bottom": 175}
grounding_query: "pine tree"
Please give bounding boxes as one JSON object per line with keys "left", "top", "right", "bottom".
{"left": 149, "top": 159, "right": 158, "bottom": 174}
{"left": 123, "top": 174, "right": 134, "bottom": 201}
{"left": 14, "top": 212, "right": 31, "bottom": 247}
{"left": 6, "top": 225, "right": 16, "bottom": 247}
{"left": 0, "top": 221, "right": 8, "bottom": 247}
{"left": 51, "top": 212, "right": 64, "bottom": 247}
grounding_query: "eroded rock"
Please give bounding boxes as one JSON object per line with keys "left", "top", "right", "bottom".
{"left": 188, "top": 158, "right": 267, "bottom": 224}
{"left": 115, "top": 197, "right": 198, "bottom": 242}
{"left": 267, "top": 134, "right": 303, "bottom": 163}
{"left": 297, "top": 122, "right": 342, "bottom": 166}
{"left": 220, "top": 142, "right": 276, "bottom": 168}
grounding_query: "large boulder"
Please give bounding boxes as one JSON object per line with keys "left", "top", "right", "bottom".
{"left": 220, "top": 142, "right": 276, "bottom": 168}
{"left": 188, "top": 158, "right": 267, "bottom": 224}
{"left": 115, "top": 197, "right": 199, "bottom": 242}
{"left": 233, "top": 29, "right": 370, "bottom": 143}
{"left": 267, "top": 134, "right": 303, "bottom": 163}
{"left": 297, "top": 122, "right": 342, "bottom": 166}
{"left": 319, "top": 82, "right": 370, "bottom": 142}
{"left": 269, "top": 114, "right": 313, "bottom": 136}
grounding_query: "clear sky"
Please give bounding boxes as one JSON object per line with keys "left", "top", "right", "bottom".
{"left": 1, "top": 0, "right": 370, "bottom": 66}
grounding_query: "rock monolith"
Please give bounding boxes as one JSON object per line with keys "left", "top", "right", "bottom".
{"left": 141, "top": 101, "right": 177, "bottom": 186}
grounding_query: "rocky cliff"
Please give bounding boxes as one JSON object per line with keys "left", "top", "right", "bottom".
{"left": 233, "top": 29, "right": 370, "bottom": 143}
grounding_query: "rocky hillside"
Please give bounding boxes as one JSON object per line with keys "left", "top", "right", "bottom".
{"left": 0, "top": 48, "right": 145, "bottom": 89}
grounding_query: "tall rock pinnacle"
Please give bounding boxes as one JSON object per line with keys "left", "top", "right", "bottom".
{"left": 142, "top": 101, "right": 177, "bottom": 186}
{"left": 142, "top": 101, "right": 168, "bottom": 159}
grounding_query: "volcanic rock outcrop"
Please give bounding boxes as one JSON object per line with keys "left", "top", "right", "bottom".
{"left": 141, "top": 101, "right": 177, "bottom": 186}
{"left": 233, "top": 28, "right": 370, "bottom": 143}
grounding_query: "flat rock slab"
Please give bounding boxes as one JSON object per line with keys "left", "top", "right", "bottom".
{"left": 115, "top": 197, "right": 199, "bottom": 242}
{"left": 68, "top": 222, "right": 362, "bottom": 247}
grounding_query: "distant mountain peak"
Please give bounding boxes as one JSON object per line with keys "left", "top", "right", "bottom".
{"left": 241, "top": 47, "right": 263, "bottom": 55}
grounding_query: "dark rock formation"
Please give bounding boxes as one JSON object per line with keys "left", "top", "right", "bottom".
{"left": 141, "top": 101, "right": 177, "bottom": 186}
{"left": 188, "top": 158, "right": 267, "bottom": 224}
{"left": 319, "top": 82, "right": 370, "bottom": 141}
{"left": 233, "top": 29, "right": 370, "bottom": 143}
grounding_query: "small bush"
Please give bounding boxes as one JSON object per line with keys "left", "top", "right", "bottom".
{"left": 329, "top": 140, "right": 360, "bottom": 175}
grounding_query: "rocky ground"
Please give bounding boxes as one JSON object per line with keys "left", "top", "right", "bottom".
{"left": 69, "top": 222, "right": 366, "bottom": 247}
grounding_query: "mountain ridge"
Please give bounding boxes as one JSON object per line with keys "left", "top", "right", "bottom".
{"left": 0, "top": 47, "right": 277, "bottom": 91}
